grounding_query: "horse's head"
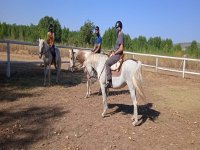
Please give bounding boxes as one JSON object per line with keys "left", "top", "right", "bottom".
{"left": 69, "top": 49, "right": 76, "bottom": 72}
{"left": 38, "top": 38, "right": 45, "bottom": 58}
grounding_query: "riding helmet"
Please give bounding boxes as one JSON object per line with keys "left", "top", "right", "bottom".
{"left": 48, "top": 24, "right": 54, "bottom": 32}
{"left": 115, "top": 21, "right": 122, "bottom": 29}
{"left": 95, "top": 26, "right": 99, "bottom": 31}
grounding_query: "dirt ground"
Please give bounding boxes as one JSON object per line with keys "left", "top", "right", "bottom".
{"left": 0, "top": 53, "right": 200, "bottom": 150}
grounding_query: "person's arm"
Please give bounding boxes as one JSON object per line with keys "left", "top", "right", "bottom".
{"left": 91, "top": 44, "right": 96, "bottom": 52}
{"left": 52, "top": 33, "right": 55, "bottom": 44}
{"left": 93, "top": 44, "right": 101, "bottom": 53}
{"left": 114, "top": 44, "right": 123, "bottom": 55}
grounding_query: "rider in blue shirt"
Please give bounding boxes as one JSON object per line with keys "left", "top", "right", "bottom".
{"left": 92, "top": 26, "right": 102, "bottom": 53}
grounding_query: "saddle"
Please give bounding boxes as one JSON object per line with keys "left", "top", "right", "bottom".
{"left": 110, "top": 53, "right": 124, "bottom": 77}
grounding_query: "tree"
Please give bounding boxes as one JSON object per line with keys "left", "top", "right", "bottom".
{"left": 187, "top": 40, "right": 200, "bottom": 58}
{"left": 79, "top": 20, "right": 95, "bottom": 47}
{"left": 54, "top": 19, "right": 62, "bottom": 43}
{"left": 61, "top": 27, "right": 70, "bottom": 44}
{"left": 37, "top": 16, "right": 62, "bottom": 43}
{"left": 124, "top": 34, "right": 132, "bottom": 51}
{"left": 102, "top": 27, "right": 116, "bottom": 50}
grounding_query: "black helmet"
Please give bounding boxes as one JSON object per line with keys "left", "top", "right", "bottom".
{"left": 48, "top": 24, "right": 54, "bottom": 31}
{"left": 115, "top": 21, "right": 122, "bottom": 29}
{"left": 95, "top": 26, "right": 99, "bottom": 31}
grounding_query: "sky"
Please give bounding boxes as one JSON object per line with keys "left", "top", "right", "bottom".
{"left": 0, "top": 0, "right": 200, "bottom": 43}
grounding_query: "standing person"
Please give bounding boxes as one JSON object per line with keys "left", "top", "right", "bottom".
{"left": 105, "top": 21, "right": 124, "bottom": 88}
{"left": 47, "top": 24, "right": 55, "bottom": 57}
{"left": 91, "top": 26, "right": 102, "bottom": 53}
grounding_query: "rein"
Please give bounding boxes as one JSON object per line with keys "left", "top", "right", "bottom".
{"left": 40, "top": 47, "right": 49, "bottom": 56}
{"left": 98, "top": 63, "right": 106, "bottom": 80}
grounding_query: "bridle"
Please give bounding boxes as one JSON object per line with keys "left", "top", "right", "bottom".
{"left": 39, "top": 42, "right": 49, "bottom": 57}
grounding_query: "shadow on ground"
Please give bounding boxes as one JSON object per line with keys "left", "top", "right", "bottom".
{"left": 108, "top": 103, "right": 160, "bottom": 126}
{"left": 0, "top": 63, "right": 85, "bottom": 102}
{"left": 0, "top": 106, "right": 68, "bottom": 149}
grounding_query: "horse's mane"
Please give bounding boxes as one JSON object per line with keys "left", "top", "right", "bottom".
{"left": 87, "top": 53, "right": 108, "bottom": 65}
{"left": 77, "top": 50, "right": 86, "bottom": 64}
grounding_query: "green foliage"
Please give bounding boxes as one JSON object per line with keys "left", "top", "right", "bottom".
{"left": 187, "top": 40, "right": 200, "bottom": 58}
{"left": 102, "top": 27, "right": 116, "bottom": 50}
{"left": 0, "top": 17, "right": 199, "bottom": 58}
{"left": 79, "top": 20, "right": 95, "bottom": 47}
{"left": 61, "top": 27, "right": 69, "bottom": 44}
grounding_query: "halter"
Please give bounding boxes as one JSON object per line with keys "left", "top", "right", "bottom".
{"left": 69, "top": 50, "right": 84, "bottom": 70}
{"left": 39, "top": 41, "right": 50, "bottom": 58}
{"left": 40, "top": 46, "right": 49, "bottom": 56}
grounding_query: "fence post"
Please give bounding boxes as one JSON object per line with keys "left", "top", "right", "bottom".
{"left": 156, "top": 57, "right": 159, "bottom": 72}
{"left": 6, "top": 42, "right": 10, "bottom": 78}
{"left": 182, "top": 59, "right": 186, "bottom": 78}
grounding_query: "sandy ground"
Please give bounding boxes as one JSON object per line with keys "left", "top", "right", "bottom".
{"left": 0, "top": 53, "right": 200, "bottom": 150}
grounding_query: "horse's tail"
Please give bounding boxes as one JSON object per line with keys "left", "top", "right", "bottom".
{"left": 132, "top": 61, "right": 145, "bottom": 100}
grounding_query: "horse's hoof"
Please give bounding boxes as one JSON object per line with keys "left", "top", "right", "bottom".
{"left": 132, "top": 121, "right": 138, "bottom": 126}
{"left": 132, "top": 120, "right": 142, "bottom": 126}
{"left": 131, "top": 115, "right": 142, "bottom": 121}
{"left": 102, "top": 113, "right": 105, "bottom": 117}
{"left": 131, "top": 117, "right": 135, "bottom": 121}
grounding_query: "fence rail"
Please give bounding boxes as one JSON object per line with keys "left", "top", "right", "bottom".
{"left": 124, "top": 51, "right": 200, "bottom": 78}
{"left": 1, "top": 40, "right": 200, "bottom": 78}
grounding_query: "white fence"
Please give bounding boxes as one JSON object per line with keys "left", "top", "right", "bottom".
{"left": 0, "top": 40, "right": 91, "bottom": 78}
{"left": 125, "top": 51, "right": 200, "bottom": 78}
{"left": 1, "top": 40, "right": 200, "bottom": 78}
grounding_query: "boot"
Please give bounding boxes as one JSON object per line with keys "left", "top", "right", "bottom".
{"left": 106, "top": 80, "right": 113, "bottom": 88}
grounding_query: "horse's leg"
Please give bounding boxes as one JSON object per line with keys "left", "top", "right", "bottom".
{"left": 44, "top": 66, "right": 47, "bottom": 86}
{"left": 56, "top": 60, "right": 61, "bottom": 84}
{"left": 48, "top": 65, "right": 51, "bottom": 85}
{"left": 127, "top": 82, "right": 140, "bottom": 126}
{"left": 100, "top": 84, "right": 108, "bottom": 117}
{"left": 85, "top": 79, "right": 91, "bottom": 98}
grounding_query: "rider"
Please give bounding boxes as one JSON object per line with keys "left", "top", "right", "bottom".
{"left": 91, "top": 26, "right": 102, "bottom": 53}
{"left": 105, "top": 21, "right": 124, "bottom": 88}
{"left": 47, "top": 24, "right": 56, "bottom": 57}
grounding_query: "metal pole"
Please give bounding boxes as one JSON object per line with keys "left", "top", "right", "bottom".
{"left": 6, "top": 42, "right": 10, "bottom": 78}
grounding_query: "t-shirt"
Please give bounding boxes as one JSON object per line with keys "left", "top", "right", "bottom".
{"left": 94, "top": 35, "right": 102, "bottom": 53}
{"left": 95, "top": 35, "right": 102, "bottom": 45}
{"left": 115, "top": 32, "right": 124, "bottom": 51}
{"left": 47, "top": 32, "right": 55, "bottom": 47}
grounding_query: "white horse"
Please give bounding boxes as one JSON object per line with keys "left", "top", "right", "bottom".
{"left": 69, "top": 49, "right": 95, "bottom": 98}
{"left": 38, "top": 39, "right": 61, "bottom": 85}
{"left": 83, "top": 53, "right": 145, "bottom": 126}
